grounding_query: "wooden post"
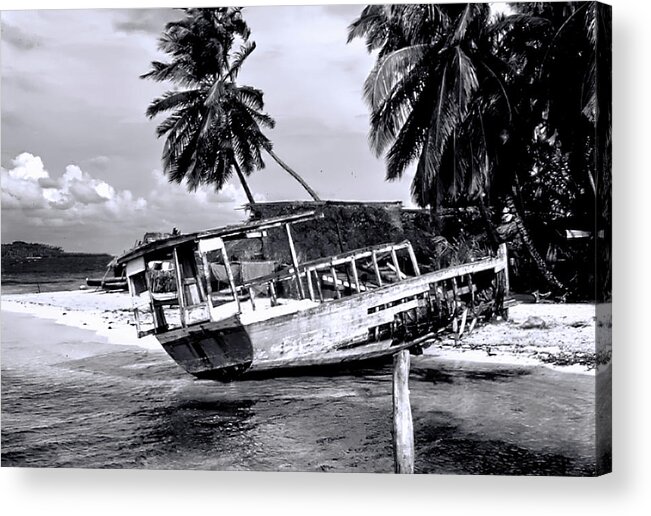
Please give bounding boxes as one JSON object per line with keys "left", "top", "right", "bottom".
{"left": 172, "top": 247, "right": 187, "bottom": 327}
{"left": 268, "top": 281, "right": 278, "bottom": 306}
{"left": 466, "top": 274, "right": 475, "bottom": 308}
{"left": 313, "top": 269, "right": 324, "bottom": 302}
{"left": 306, "top": 268, "right": 315, "bottom": 301}
{"left": 201, "top": 252, "right": 214, "bottom": 309}
{"left": 330, "top": 265, "right": 341, "bottom": 299}
{"left": 498, "top": 243, "right": 510, "bottom": 294}
{"left": 390, "top": 247, "right": 402, "bottom": 282}
{"left": 406, "top": 243, "right": 421, "bottom": 276}
{"left": 220, "top": 246, "right": 241, "bottom": 314}
{"left": 248, "top": 286, "right": 256, "bottom": 310}
{"left": 451, "top": 277, "right": 460, "bottom": 311}
{"left": 431, "top": 281, "right": 442, "bottom": 315}
{"left": 349, "top": 257, "right": 361, "bottom": 292}
{"left": 285, "top": 224, "right": 304, "bottom": 299}
{"left": 393, "top": 349, "right": 414, "bottom": 474}
{"left": 371, "top": 250, "right": 383, "bottom": 286}
{"left": 442, "top": 280, "right": 452, "bottom": 315}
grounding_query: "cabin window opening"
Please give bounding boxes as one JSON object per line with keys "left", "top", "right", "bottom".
{"left": 148, "top": 259, "right": 176, "bottom": 295}
{"left": 130, "top": 271, "right": 148, "bottom": 296}
{"left": 173, "top": 245, "right": 210, "bottom": 326}
{"left": 126, "top": 256, "right": 157, "bottom": 337}
{"left": 367, "top": 322, "right": 393, "bottom": 342}
{"left": 204, "top": 248, "right": 238, "bottom": 308}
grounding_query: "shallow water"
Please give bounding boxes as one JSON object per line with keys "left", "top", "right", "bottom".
{"left": 1, "top": 270, "right": 106, "bottom": 295}
{"left": 1, "top": 310, "right": 596, "bottom": 474}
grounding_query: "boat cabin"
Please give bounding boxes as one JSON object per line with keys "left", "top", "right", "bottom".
{"left": 117, "top": 211, "right": 424, "bottom": 338}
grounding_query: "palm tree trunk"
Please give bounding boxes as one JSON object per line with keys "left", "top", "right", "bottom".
{"left": 477, "top": 195, "right": 501, "bottom": 248}
{"left": 264, "top": 147, "right": 321, "bottom": 201}
{"left": 233, "top": 161, "right": 256, "bottom": 205}
{"left": 505, "top": 193, "right": 566, "bottom": 293}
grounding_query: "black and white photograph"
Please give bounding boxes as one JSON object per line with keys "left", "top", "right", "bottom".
{"left": 2, "top": 1, "right": 612, "bottom": 479}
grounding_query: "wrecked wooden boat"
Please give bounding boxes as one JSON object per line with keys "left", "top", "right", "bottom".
{"left": 116, "top": 211, "right": 510, "bottom": 381}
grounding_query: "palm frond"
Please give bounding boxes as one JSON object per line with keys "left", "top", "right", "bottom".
{"left": 228, "top": 40, "right": 256, "bottom": 80}
{"left": 384, "top": 90, "right": 433, "bottom": 181}
{"left": 366, "top": 44, "right": 429, "bottom": 110}
{"left": 347, "top": 4, "right": 390, "bottom": 49}
{"left": 146, "top": 89, "right": 202, "bottom": 119}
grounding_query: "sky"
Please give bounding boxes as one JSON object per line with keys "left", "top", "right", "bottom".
{"left": 0, "top": 4, "right": 424, "bottom": 254}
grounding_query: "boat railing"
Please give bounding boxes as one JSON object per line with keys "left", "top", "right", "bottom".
{"left": 235, "top": 240, "right": 420, "bottom": 309}
{"left": 235, "top": 241, "right": 509, "bottom": 315}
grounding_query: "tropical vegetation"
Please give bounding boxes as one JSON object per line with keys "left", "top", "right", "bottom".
{"left": 348, "top": 2, "right": 611, "bottom": 298}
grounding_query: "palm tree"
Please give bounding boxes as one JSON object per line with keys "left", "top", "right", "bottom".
{"left": 349, "top": 4, "right": 488, "bottom": 207}
{"left": 143, "top": 8, "right": 320, "bottom": 204}
{"left": 349, "top": 4, "right": 568, "bottom": 291}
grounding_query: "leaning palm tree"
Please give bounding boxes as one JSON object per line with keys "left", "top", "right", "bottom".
{"left": 143, "top": 8, "right": 320, "bottom": 204}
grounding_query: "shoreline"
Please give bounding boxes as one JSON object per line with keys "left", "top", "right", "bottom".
{"left": 1, "top": 290, "right": 160, "bottom": 351}
{"left": 1, "top": 289, "right": 609, "bottom": 375}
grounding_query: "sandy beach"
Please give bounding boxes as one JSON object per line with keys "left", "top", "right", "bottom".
{"left": 1, "top": 290, "right": 159, "bottom": 350}
{"left": 1, "top": 289, "right": 609, "bottom": 374}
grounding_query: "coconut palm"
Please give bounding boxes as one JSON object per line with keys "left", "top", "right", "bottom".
{"left": 143, "top": 8, "right": 320, "bottom": 204}
{"left": 349, "top": 4, "right": 489, "bottom": 207}
{"left": 349, "top": 3, "right": 570, "bottom": 291}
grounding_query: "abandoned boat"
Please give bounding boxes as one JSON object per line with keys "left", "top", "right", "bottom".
{"left": 86, "top": 257, "right": 127, "bottom": 291}
{"left": 116, "top": 211, "right": 510, "bottom": 381}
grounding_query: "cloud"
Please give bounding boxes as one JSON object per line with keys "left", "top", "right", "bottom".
{"left": 0, "top": 21, "right": 42, "bottom": 50}
{"left": 112, "top": 8, "right": 176, "bottom": 35}
{"left": 1, "top": 152, "right": 262, "bottom": 253}
{"left": 85, "top": 155, "right": 111, "bottom": 171}
{"left": 146, "top": 168, "right": 265, "bottom": 221}
{"left": 1, "top": 152, "right": 147, "bottom": 219}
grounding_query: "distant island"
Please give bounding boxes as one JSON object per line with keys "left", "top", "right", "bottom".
{"left": 2, "top": 241, "right": 67, "bottom": 260}
{"left": 2, "top": 241, "right": 112, "bottom": 260}
{"left": 1, "top": 241, "right": 113, "bottom": 274}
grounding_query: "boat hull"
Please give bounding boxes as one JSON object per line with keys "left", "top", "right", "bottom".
{"left": 86, "top": 278, "right": 128, "bottom": 290}
{"left": 156, "top": 271, "right": 453, "bottom": 381}
{"left": 157, "top": 319, "right": 421, "bottom": 382}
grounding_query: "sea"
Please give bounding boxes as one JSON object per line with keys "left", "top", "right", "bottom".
{"left": 1, "top": 268, "right": 598, "bottom": 474}
{"left": 2, "top": 254, "right": 111, "bottom": 295}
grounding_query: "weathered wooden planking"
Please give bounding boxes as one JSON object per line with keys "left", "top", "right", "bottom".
{"left": 148, "top": 244, "right": 509, "bottom": 377}
{"left": 240, "top": 253, "right": 507, "bottom": 365}
{"left": 243, "top": 293, "right": 425, "bottom": 364}
{"left": 247, "top": 336, "right": 417, "bottom": 371}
